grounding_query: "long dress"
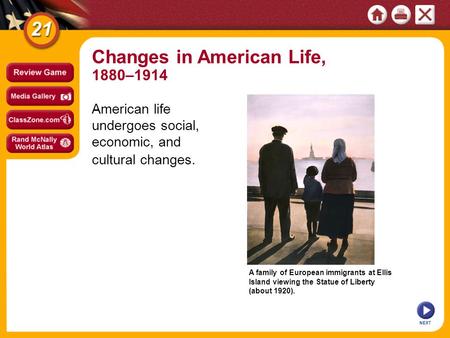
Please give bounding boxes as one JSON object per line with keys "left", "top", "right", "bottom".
{"left": 318, "top": 157, "right": 357, "bottom": 239}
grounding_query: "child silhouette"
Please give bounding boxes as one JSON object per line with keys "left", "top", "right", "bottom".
{"left": 302, "top": 166, "right": 322, "bottom": 240}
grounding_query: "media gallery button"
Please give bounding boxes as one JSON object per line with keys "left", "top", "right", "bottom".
{"left": 7, "top": 134, "right": 74, "bottom": 153}
{"left": 7, "top": 110, "right": 74, "bottom": 129}
{"left": 417, "top": 301, "right": 435, "bottom": 319}
{"left": 7, "top": 86, "right": 74, "bottom": 106}
{"left": 7, "top": 63, "right": 74, "bottom": 82}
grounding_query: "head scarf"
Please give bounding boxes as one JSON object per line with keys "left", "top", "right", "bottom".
{"left": 332, "top": 138, "right": 347, "bottom": 164}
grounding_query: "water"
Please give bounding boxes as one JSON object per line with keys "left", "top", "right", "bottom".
{"left": 247, "top": 158, "right": 374, "bottom": 191}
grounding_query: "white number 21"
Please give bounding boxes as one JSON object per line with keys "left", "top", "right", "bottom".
{"left": 31, "top": 21, "right": 52, "bottom": 37}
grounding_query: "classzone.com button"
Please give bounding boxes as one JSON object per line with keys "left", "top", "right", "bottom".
{"left": 7, "top": 110, "right": 74, "bottom": 129}
{"left": 7, "top": 63, "right": 74, "bottom": 82}
{"left": 7, "top": 86, "right": 74, "bottom": 106}
{"left": 7, "top": 134, "right": 74, "bottom": 153}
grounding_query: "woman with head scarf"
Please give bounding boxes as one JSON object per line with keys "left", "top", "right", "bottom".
{"left": 318, "top": 138, "right": 357, "bottom": 254}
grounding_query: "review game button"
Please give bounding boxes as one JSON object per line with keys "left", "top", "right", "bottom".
{"left": 7, "top": 110, "right": 74, "bottom": 129}
{"left": 7, "top": 133, "right": 74, "bottom": 153}
{"left": 7, "top": 86, "right": 74, "bottom": 106}
{"left": 7, "top": 63, "right": 74, "bottom": 82}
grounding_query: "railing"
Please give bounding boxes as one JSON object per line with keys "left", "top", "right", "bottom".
{"left": 247, "top": 186, "right": 375, "bottom": 203}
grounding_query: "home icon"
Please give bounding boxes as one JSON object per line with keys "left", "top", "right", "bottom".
{"left": 368, "top": 5, "right": 387, "bottom": 25}
{"left": 372, "top": 8, "right": 384, "bottom": 21}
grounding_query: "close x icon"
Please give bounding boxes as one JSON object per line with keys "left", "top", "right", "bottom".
{"left": 415, "top": 5, "right": 435, "bottom": 25}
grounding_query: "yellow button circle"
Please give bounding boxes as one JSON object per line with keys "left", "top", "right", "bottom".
{"left": 24, "top": 13, "right": 60, "bottom": 49}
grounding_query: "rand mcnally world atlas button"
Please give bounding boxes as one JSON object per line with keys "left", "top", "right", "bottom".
{"left": 7, "top": 134, "right": 74, "bottom": 153}
{"left": 7, "top": 63, "right": 74, "bottom": 82}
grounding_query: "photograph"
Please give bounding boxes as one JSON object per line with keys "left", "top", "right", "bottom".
{"left": 247, "top": 95, "right": 374, "bottom": 265}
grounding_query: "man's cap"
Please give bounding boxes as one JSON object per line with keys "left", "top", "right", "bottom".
{"left": 271, "top": 126, "right": 288, "bottom": 135}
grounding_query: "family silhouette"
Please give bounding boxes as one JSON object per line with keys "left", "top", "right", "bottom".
{"left": 258, "top": 126, "right": 357, "bottom": 254}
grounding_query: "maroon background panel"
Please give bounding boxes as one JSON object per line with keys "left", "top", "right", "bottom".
{"left": 86, "top": 0, "right": 450, "bottom": 29}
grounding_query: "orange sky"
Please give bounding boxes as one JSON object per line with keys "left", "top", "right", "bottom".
{"left": 247, "top": 95, "right": 374, "bottom": 161}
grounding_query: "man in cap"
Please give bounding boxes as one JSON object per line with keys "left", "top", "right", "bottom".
{"left": 258, "top": 126, "right": 298, "bottom": 243}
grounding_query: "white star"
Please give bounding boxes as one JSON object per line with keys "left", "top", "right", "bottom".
{"left": 24, "top": 9, "right": 32, "bottom": 17}
{"left": 6, "top": 12, "right": 24, "bottom": 30}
